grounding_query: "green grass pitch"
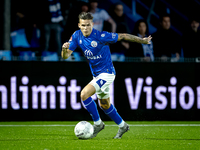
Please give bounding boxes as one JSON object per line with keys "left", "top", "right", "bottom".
{"left": 0, "top": 121, "right": 200, "bottom": 150}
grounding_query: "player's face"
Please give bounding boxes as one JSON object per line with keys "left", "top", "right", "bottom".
{"left": 78, "top": 19, "right": 94, "bottom": 37}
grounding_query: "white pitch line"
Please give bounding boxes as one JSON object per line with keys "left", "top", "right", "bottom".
{"left": 109, "top": 124, "right": 200, "bottom": 127}
{"left": 0, "top": 124, "right": 200, "bottom": 127}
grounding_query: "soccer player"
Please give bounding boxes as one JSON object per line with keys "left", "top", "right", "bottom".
{"left": 62, "top": 12, "right": 152, "bottom": 139}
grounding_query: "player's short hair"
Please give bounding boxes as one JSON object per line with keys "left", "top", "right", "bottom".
{"left": 78, "top": 12, "right": 93, "bottom": 21}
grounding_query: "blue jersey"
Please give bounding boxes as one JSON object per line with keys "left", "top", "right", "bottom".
{"left": 68, "top": 28, "right": 118, "bottom": 77}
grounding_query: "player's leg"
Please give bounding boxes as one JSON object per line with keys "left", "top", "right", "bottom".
{"left": 81, "top": 83, "right": 96, "bottom": 101}
{"left": 81, "top": 83, "right": 102, "bottom": 124}
{"left": 53, "top": 23, "right": 62, "bottom": 56}
{"left": 99, "top": 97, "right": 123, "bottom": 125}
{"left": 99, "top": 97, "right": 129, "bottom": 139}
{"left": 43, "top": 24, "right": 51, "bottom": 51}
{"left": 81, "top": 83, "right": 105, "bottom": 138}
{"left": 81, "top": 84, "right": 101, "bottom": 124}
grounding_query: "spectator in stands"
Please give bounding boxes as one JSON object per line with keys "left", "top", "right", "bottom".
{"left": 109, "top": 3, "right": 131, "bottom": 61}
{"left": 33, "top": 0, "right": 65, "bottom": 56}
{"left": 11, "top": 0, "right": 30, "bottom": 31}
{"left": 89, "top": 0, "right": 116, "bottom": 32}
{"left": 152, "top": 14, "right": 181, "bottom": 61}
{"left": 63, "top": 0, "right": 90, "bottom": 60}
{"left": 108, "top": 3, "right": 130, "bottom": 33}
{"left": 182, "top": 17, "right": 200, "bottom": 58}
{"left": 127, "top": 19, "right": 154, "bottom": 62}
{"left": 80, "top": 1, "right": 89, "bottom": 13}
{"left": 63, "top": 0, "right": 89, "bottom": 42}
{"left": 11, "top": 0, "right": 34, "bottom": 55}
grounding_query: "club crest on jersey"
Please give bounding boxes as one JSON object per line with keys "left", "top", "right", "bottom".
{"left": 91, "top": 41, "right": 97, "bottom": 47}
{"left": 101, "top": 34, "right": 105, "bottom": 37}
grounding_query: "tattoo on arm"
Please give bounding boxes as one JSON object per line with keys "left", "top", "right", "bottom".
{"left": 118, "top": 33, "right": 146, "bottom": 44}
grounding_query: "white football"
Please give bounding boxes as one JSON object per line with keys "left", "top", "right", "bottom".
{"left": 74, "top": 121, "right": 94, "bottom": 139}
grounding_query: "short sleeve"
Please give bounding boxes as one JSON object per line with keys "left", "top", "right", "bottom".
{"left": 100, "top": 9, "right": 110, "bottom": 21}
{"left": 100, "top": 31, "right": 118, "bottom": 44}
{"left": 68, "top": 32, "right": 78, "bottom": 51}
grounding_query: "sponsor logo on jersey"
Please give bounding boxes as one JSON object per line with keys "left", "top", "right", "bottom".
{"left": 84, "top": 49, "right": 93, "bottom": 56}
{"left": 91, "top": 41, "right": 97, "bottom": 47}
{"left": 84, "top": 49, "right": 102, "bottom": 60}
{"left": 86, "top": 55, "right": 102, "bottom": 60}
{"left": 112, "top": 33, "right": 117, "bottom": 39}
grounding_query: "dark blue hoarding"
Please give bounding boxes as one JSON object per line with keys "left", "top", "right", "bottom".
{"left": 0, "top": 61, "right": 200, "bottom": 121}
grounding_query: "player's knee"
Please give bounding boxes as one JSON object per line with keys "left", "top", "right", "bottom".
{"left": 80, "top": 90, "right": 88, "bottom": 101}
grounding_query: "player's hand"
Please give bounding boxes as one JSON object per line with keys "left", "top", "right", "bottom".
{"left": 143, "top": 35, "right": 152, "bottom": 44}
{"left": 62, "top": 42, "right": 70, "bottom": 51}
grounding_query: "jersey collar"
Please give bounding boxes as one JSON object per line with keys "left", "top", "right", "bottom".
{"left": 83, "top": 28, "right": 94, "bottom": 38}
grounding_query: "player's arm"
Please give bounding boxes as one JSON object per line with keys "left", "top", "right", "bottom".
{"left": 107, "top": 18, "right": 117, "bottom": 33}
{"left": 61, "top": 42, "right": 73, "bottom": 59}
{"left": 118, "top": 33, "right": 152, "bottom": 44}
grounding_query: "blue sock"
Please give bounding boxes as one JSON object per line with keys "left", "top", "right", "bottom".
{"left": 103, "top": 104, "right": 122, "bottom": 125}
{"left": 82, "top": 97, "right": 100, "bottom": 122}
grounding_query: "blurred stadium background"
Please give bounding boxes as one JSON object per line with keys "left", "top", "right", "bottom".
{"left": 0, "top": 0, "right": 200, "bottom": 122}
